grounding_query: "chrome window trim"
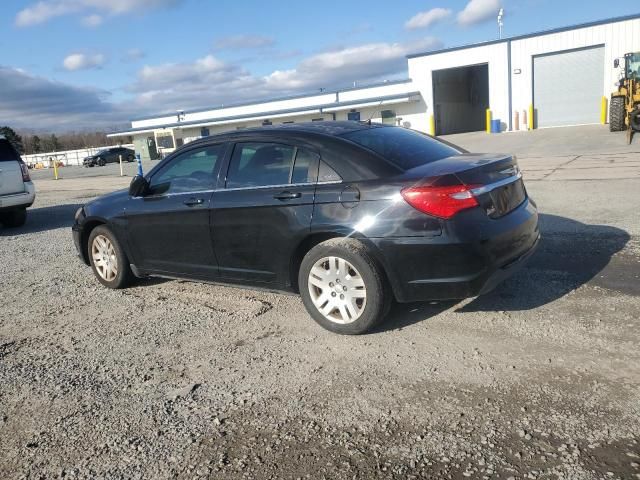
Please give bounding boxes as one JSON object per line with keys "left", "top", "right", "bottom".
{"left": 220, "top": 179, "right": 342, "bottom": 193}
{"left": 132, "top": 189, "right": 215, "bottom": 200}
{"left": 132, "top": 180, "right": 344, "bottom": 198}
{"left": 470, "top": 172, "right": 522, "bottom": 196}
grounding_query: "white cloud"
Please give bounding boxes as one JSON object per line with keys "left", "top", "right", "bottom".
{"left": 405, "top": 7, "right": 452, "bottom": 30}
{"left": 457, "top": 0, "right": 501, "bottom": 26}
{"left": 16, "top": 0, "right": 182, "bottom": 27}
{"left": 263, "top": 38, "right": 441, "bottom": 90}
{"left": 63, "top": 53, "right": 106, "bottom": 71}
{"left": 81, "top": 13, "right": 102, "bottom": 27}
{"left": 0, "top": 65, "right": 130, "bottom": 130}
{"left": 1, "top": 36, "right": 444, "bottom": 131}
{"left": 126, "top": 38, "right": 442, "bottom": 112}
{"left": 213, "top": 35, "right": 275, "bottom": 50}
{"left": 123, "top": 48, "right": 146, "bottom": 62}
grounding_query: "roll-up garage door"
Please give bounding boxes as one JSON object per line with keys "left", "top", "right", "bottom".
{"left": 533, "top": 46, "right": 604, "bottom": 127}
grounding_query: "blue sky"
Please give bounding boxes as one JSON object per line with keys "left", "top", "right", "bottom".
{"left": 1, "top": 0, "right": 637, "bottom": 131}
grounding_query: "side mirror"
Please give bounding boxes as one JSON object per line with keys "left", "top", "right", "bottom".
{"left": 129, "top": 175, "right": 149, "bottom": 197}
{"left": 614, "top": 59, "right": 619, "bottom": 68}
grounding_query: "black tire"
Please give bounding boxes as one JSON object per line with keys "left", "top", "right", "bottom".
{"left": 298, "top": 238, "right": 390, "bottom": 335}
{"left": 127, "top": 154, "right": 135, "bottom": 162}
{"left": 97, "top": 157, "right": 106, "bottom": 167}
{"left": 609, "top": 96, "right": 626, "bottom": 132}
{"left": 88, "top": 225, "right": 133, "bottom": 289}
{"left": 0, "top": 208, "right": 27, "bottom": 228}
{"left": 631, "top": 110, "right": 640, "bottom": 132}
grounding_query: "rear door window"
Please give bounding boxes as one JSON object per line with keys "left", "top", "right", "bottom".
{"left": 226, "top": 143, "right": 296, "bottom": 188}
{"left": 291, "top": 148, "right": 320, "bottom": 184}
{"left": 341, "top": 126, "right": 461, "bottom": 170}
{"left": 0, "top": 140, "right": 21, "bottom": 162}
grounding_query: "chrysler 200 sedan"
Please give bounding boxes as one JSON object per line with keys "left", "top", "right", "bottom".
{"left": 72, "top": 122, "right": 539, "bottom": 334}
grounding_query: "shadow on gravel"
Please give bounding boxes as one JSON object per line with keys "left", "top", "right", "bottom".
{"left": 459, "top": 213, "right": 631, "bottom": 312}
{"left": 376, "top": 214, "right": 631, "bottom": 331}
{"left": 0, "top": 203, "right": 81, "bottom": 235}
{"left": 375, "top": 300, "right": 457, "bottom": 332}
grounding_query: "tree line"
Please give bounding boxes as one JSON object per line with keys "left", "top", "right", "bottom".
{"left": 0, "top": 126, "right": 132, "bottom": 155}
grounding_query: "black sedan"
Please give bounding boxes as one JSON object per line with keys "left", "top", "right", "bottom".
{"left": 83, "top": 147, "right": 135, "bottom": 167}
{"left": 72, "top": 122, "right": 539, "bottom": 334}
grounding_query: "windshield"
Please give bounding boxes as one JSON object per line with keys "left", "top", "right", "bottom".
{"left": 627, "top": 53, "right": 640, "bottom": 79}
{"left": 341, "top": 126, "right": 461, "bottom": 171}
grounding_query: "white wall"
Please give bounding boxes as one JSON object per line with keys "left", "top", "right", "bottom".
{"left": 127, "top": 16, "right": 639, "bottom": 136}
{"left": 510, "top": 17, "right": 640, "bottom": 123}
{"left": 408, "top": 42, "right": 509, "bottom": 131}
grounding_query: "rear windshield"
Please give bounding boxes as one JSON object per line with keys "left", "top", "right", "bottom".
{"left": 0, "top": 139, "right": 21, "bottom": 162}
{"left": 342, "top": 126, "right": 460, "bottom": 170}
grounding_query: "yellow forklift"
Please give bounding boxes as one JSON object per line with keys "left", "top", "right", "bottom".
{"left": 609, "top": 52, "right": 640, "bottom": 144}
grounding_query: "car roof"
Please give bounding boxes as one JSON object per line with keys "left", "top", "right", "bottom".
{"left": 189, "top": 121, "right": 385, "bottom": 146}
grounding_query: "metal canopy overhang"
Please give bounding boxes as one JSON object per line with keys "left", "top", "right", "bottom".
{"left": 106, "top": 92, "right": 421, "bottom": 137}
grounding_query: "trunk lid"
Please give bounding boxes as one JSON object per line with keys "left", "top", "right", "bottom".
{"left": 404, "top": 153, "right": 527, "bottom": 219}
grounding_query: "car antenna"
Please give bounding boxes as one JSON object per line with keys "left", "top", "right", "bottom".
{"left": 364, "top": 99, "right": 385, "bottom": 125}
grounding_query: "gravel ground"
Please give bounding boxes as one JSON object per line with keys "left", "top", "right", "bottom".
{"left": 1, "top": 131, "right": 639, "bottom": 479}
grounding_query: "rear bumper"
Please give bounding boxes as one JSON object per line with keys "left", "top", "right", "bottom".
{"left": 0, "top": 181, "right": 35, "bottom": 211}
{"left": 373, "top": 198, "right": 540, "bottom": 303}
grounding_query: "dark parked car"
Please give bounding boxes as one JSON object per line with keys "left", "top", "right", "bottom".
{"left": 84, "top": 147, "right": 135, "bottom": 167}
{"left": 72, "top": 122, "right": 539, "bottom": 334}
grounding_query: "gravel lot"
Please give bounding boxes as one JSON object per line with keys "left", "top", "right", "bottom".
{"left": 1, "top": 126, "right": 639, "bottom": 479}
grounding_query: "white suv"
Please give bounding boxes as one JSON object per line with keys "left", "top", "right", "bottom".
{"left": 0, "top": 136, "right": 35, "bottom": 228}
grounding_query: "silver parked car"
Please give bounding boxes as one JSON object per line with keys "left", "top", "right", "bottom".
{"left": 0, "top": 136, "right": 35, "bottom": 228}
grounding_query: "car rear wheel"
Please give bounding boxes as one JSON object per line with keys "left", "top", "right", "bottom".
{"left": 299, "top": 239, "right": 389, "bottom": 334}
{"left": 97, "top": 157, "right": 106, "bottom": 167}
{"left": 127, "top": 154, "right": 135, "bottom": 162}
{"left": 0, "top": 208, "right": 27, "bottom": 228}
{"left": 88, "top": 225, "right": 132, "bottom": 289}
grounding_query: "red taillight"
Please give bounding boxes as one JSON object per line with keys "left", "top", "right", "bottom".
{"left": 401, "top": 184, "right": 480, "bottom": 219}
{"left": 20, "top": 163, "right": 31, "bottom": 182}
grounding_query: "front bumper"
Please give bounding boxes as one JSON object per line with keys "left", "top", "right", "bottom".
{"left": 373, "top": 198, "right": 540, "bottom": 303}
{"left": 0, "top": 181, "right": 36, "bottom": 211}
{"left": 72, "top": 223, "right": 89, "bottom": 264}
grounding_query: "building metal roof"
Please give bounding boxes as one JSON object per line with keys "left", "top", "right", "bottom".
{"left": 407, "top": 13, "right": 640, "bottom": 59}
{"left": 130, "top": 78, "right": 414, "bottom": 122}
{"left": 108, "top": 91, "right": 421, "bottom": 137}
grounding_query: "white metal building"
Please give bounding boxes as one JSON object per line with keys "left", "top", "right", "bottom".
{"left": 109, "top": 14, "right": 640, "bottom": 160}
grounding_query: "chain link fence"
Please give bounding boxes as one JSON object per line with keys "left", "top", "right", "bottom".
{"left": 22, "top": 144, "right": 135, "bottom": 168}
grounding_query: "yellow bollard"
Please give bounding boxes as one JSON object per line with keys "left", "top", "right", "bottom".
{"left": 429, "top": 114, "right": 435, "bottom": 136}
{"left": 53, "top": 160, "right": 59, "bottom": 180}
{"left": 486, "top": 109, "right": 492, "bottom": 133}
{"left": 600, "top": 96, "right": 607, "bottom": 124}
{"left": 528, "top": 104, "right": 534, "bottom": 130}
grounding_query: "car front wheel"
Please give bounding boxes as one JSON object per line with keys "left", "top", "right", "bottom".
{"left": 88, "top": 225, "right": 132, "bottom": 289}
{"left": 298, "top": 238, "right": 390, "bottom": 335}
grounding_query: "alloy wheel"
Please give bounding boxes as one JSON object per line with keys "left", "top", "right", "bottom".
{"left": 307, "top": 256, "right": 367, "bottom": 324}
{"left": 91, "top": 234, "right": 118, "bottom": 282}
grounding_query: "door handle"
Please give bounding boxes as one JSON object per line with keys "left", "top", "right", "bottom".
{"left": 273, "top": 191, "right": 301, "bottom": 200}
{"left": 183, "top": 198, "right": 204, "bottom": 206}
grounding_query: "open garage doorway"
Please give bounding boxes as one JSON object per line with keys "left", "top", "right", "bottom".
{"left": 433, "top": 64, "right": 489, "bottom": 135}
